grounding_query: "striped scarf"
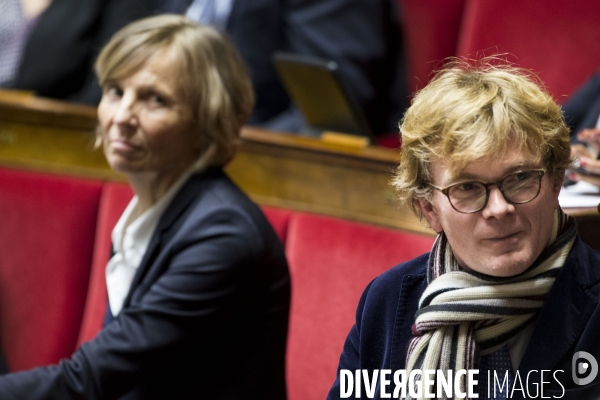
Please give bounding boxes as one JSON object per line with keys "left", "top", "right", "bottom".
{"left": 405, "top": 208, "right": 576, "bottom": 399}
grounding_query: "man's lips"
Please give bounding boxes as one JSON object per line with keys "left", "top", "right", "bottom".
{"left": 483, "top": 231, "right": 522, "bottom": 241}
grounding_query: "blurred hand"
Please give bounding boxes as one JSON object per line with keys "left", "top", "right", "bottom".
{"left": 570, "top": 133, "right": 600, "bottom": 187}
{"left": 576, "top": 128, "right": 600, "bottom": 155}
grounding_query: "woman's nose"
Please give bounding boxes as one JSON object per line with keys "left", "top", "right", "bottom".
{"left": 113, "top": 94, "right": 137, "bottom": 124}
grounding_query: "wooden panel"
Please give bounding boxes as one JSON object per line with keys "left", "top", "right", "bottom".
{"left": 0, "top": 90, "right": 433, "bottom": 235}
{"left": 226, "top": 128, "right": 428, "bottom": 233}
{"left": 2, "top": 89, "right": 599, "bottom": 242}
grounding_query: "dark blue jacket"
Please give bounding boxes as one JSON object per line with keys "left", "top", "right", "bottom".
{"left": 0, "top": 168, "right": 291, "bottom": 399}
{"left": 562, "top": 72, "right": 600, "bottom": 140}
{"left": 328, "top": 238, "right": 600, "bottom": 399}
{"left": 227, "top": 0, "right": 408, "bottom": 135}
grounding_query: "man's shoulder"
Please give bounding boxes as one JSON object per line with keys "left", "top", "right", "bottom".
{"left": 364, "top": 252, "right": 429, "bottom": 298}
{"left": 569, "top": 238, "right": 600, "bottom": 291}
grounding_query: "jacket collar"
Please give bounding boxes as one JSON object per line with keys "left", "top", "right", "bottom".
{"left": 511, "top": 238, "right": 600, "bottom": 398}
{"left": 518, "top": 239, "right": 600, "bottom": 372}
{"left": 122, "top": 168, "right": 224, "bottom": 306}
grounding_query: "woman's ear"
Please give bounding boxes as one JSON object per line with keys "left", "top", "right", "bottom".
{"left": 415, "top": 197, "right": 443, "bottom": 233}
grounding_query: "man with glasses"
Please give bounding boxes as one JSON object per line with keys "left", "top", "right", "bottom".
{"left": 327, "top": 62, "right": 600, "bottom": 400}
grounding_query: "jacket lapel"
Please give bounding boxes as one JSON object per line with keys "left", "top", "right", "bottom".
{"left": 517, "top": 240, "right": 600, "bottom": 390}
{"left": 390, "top": 273, "right": 427, "bottom": 371}
{"left": 121, "top": 169, "right": 219, "bottom": 307}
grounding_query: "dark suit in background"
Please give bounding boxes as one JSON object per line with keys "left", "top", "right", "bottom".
{"left": 562, "top": 71, "right": 600, "bottom": 141}
{"left": 10, "top": 0, "right": 159, "bottom": 104}
{"left": 0, "top": 168, "right": 291, "bottom": 400}
{"left": 169, "top": 0, "right": 408, "bottom": 135}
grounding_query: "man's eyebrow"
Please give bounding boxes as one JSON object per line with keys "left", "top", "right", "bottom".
{"left": 451, "top": 162, "right": 541, "bottom": 181}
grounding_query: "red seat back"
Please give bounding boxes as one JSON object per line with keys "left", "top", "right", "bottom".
{"left": 260, "top": 206, "right": 292, "bottom": 245}
{"left": 284, "top": 212, "right": 435, "bottom": 400}
{"left": 400, "top": 0, "right": 466, "bottom": 93}
{"left": 77, "top": 182, "right": 133, "bottom": 346}
{"left": 0, "top": 169, "right": 102, "bottom": 371}
{"left": 457, "top": 0, "right": 600, "bottom": 101}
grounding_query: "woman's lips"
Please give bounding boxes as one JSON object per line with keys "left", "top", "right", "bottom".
{"left": 109, "top": 139, "right": 141, "bottom": 152}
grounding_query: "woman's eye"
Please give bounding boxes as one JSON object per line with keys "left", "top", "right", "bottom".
{"left": 104, "top": 85, "right": 122, "bottom": 97}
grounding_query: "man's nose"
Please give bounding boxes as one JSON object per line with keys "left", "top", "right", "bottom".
{"left": 481, "top": 184, "right": 515, "bottom": 218}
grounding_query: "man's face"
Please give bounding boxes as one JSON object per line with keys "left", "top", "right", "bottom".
{"left": 416, "top": 146, "right": 562, "bottom": 277}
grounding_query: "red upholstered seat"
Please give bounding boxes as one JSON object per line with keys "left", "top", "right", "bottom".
{"left": 77, "top": 182, "right": 133, "bottom": 347}
{"left": 0, "top": 169, "right": 102, "bottom": 371}
{"left": 260, "top": 206, "right": 292, "bottom": 245}
{"left": 284, "top": 212, "right": 435, "bottom": 400}
{"left": 456, "top": 0, "right": 600, "bottom": 101}
{"left": 400, "top": 0, "right": 466, "bottom": 94}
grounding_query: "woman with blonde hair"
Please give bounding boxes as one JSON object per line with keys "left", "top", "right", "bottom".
{"left": 0, "top": 14, "right": 290, "bottom": 400}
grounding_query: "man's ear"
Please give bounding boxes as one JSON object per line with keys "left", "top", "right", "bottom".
{"left": 415, "top": 197, "right": 443, "bottom": 233}
{"left": 551, "top": 171, "right": 564, "bottom": 207}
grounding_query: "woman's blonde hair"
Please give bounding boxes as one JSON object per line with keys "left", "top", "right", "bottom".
{"left": 95, "top": 14, "right": 254, "bottom": 166}
{"left": 392, "top": 59, "right": 571, "bottom": 217}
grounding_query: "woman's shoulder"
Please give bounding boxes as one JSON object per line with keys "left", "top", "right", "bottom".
{"left": 176, "top": 168, "right": 280, "bottom": 247}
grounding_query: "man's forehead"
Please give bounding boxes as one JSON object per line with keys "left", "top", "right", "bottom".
{"left": 432, "top": 150, "right": 542, "bottom": 182}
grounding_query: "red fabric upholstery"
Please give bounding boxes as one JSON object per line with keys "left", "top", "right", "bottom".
{"left": 260, "top": 206, "right": 292, "bottom": 245}
{"left": 77, "top": 182, "right": 133, "bottom": 347}
{"left": 400, "top": 0, "right": 466, "bottom": 93}
{"left": 457, "top": 0, "right": 600, "bottom": 101}
{"left": 374, "top": 132, "right": 401, "bottom": 149}
{"left": 284, "top": 212, "right": 435, "bottom": 400}
{"left": 0, "top": 169, "right": 102, "bottom": 371}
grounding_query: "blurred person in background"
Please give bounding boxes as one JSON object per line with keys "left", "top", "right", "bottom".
{"left": 0, "top": 0, "right": 158, "bottom": 104}
{"left": 562, "top": 72, "right": 600, "bottom": 187}
{"left": 162, "top": 0, "right": 409, "bottom": 139}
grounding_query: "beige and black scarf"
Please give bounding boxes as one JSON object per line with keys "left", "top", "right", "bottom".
{"left": 405, "top": 209, "right": 576, "bottom": 399}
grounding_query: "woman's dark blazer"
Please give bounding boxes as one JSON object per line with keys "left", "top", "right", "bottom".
{"left": 0, "top": 168, "right": 291, "bottom": 399}
{"left": 11, "top": 0, "right": 159, "bottom": 104}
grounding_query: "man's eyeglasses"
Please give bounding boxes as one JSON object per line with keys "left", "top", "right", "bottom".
{"left": 428, "top": 169, "right": 546, "bottom": 214}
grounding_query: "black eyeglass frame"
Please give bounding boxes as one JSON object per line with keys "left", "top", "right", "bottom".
{"left": 428, "top": 169, "right": 546, "bottom": 214}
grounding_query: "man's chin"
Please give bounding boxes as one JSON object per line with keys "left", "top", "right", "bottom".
{"left": 468, "top": 251, "right": 533, "bottom": 277}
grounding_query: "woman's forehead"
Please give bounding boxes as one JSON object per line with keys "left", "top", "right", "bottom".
{"left": 108, "top": 46, "right": 181, "bottom": 82}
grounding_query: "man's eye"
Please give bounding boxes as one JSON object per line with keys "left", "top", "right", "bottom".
{"left": 456, "top": 182, "right": 476, "bottom": 191}
{"left": 149, "top": 95, "right": 166, "bottom": 105}
{"left": 515, "top": 171, "right": 532, "bottom": 181}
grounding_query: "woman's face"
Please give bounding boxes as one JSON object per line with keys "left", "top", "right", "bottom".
{"left": 98, "top": 50, "right": 201, "bottom": 184}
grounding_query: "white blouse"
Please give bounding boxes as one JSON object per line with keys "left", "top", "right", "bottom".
{"left": 105, "top": 170, "right": 193, "bottom": 317}
{"left": 105, "top": 146, "right": 216, "bottom": 317}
